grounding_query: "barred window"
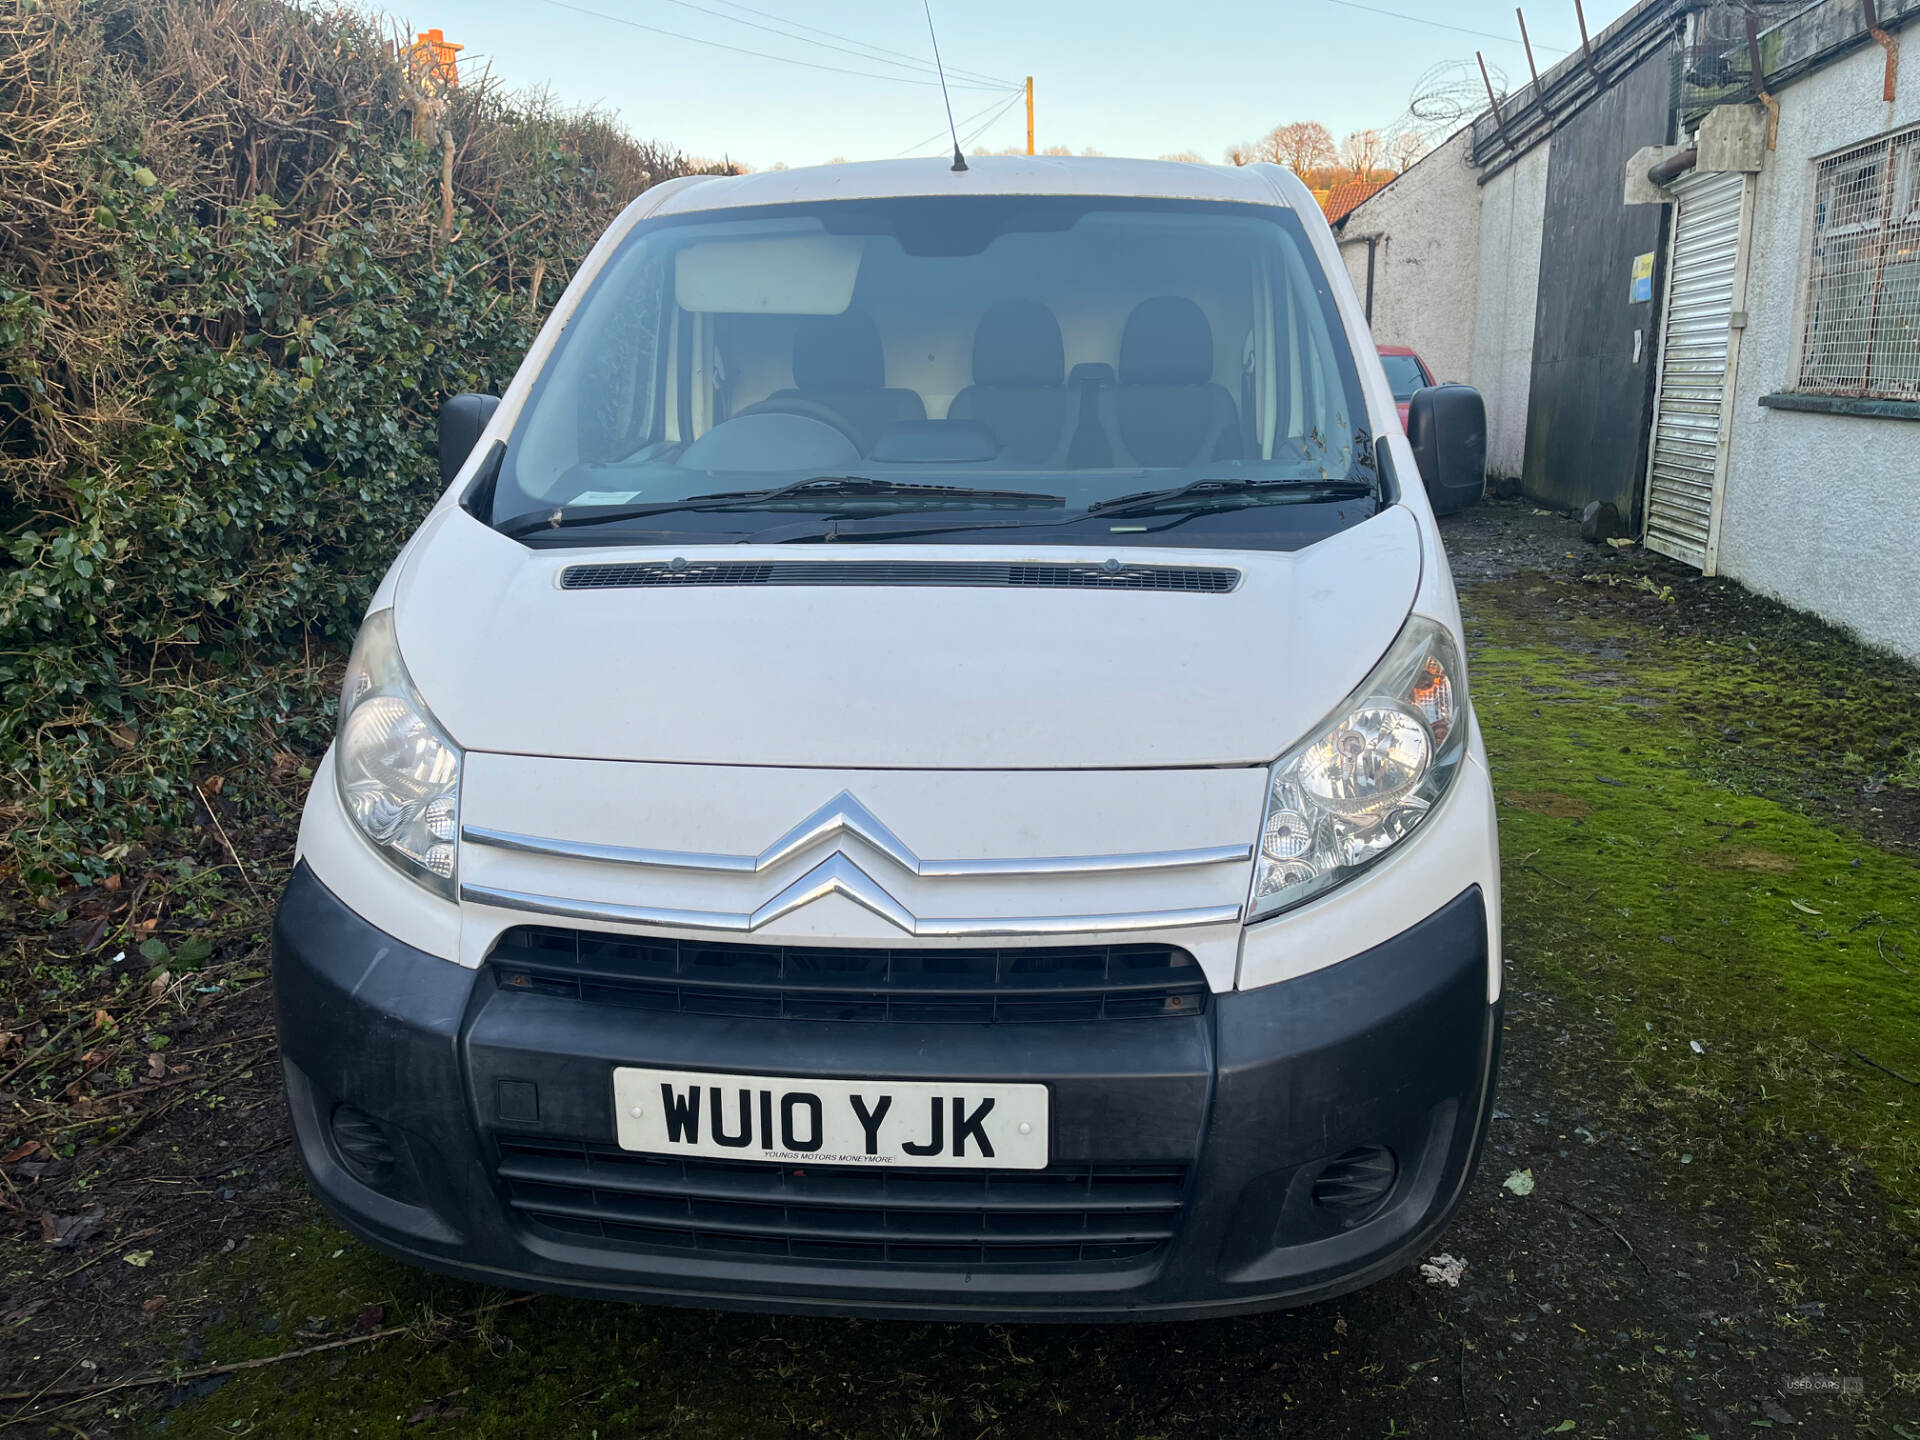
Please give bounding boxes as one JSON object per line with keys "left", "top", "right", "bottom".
{"left": 1794, "top": 127, "right": 1920, "bottom": 401}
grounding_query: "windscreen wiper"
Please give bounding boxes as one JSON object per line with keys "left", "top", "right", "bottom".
{"left": 692, "top": 476, "right": 1064, "bottom": 506}
{"left": 498, "top": 476, "right": 1064, "bottom": 538}
{"left": 1084, "top": 475, "right": 1376, "bottom": 519}
{"left": 753, "top": 515, "right": 1039, "bottom": 544}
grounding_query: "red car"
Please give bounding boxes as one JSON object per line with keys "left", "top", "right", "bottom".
{"left": 1378, "top": 345, "right": 1436, "bottom": 431}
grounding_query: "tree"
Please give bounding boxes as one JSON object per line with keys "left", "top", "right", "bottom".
{"left": 1226, "top": 121, "right": 1334, "bottom": 173}
{"left": 1270, "top": 121, "right": 1337, "bottom": 172}
{"left": 1339, "top": 128, "right": 1385, "bottom": 178}
{"left": 1158, "top": 150, "right": 1207, "bottom": 164}
{"left": 1386, "top": 131, "right": 1429, "bottom": 172}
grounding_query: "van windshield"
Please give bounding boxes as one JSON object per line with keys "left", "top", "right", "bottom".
{"left": 492, "top": 195, "right": 1377, "bottom": 549}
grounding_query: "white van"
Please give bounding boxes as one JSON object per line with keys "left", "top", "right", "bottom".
{"left": 274, "top": 157, "right": 1500, "bottom": 1320}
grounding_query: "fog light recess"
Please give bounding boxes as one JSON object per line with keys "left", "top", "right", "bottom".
{"left": 330, "top": 1103, "right": 397, "bottom": 1188}
{"left": 1312, "top": 1145, "right": 1397, "bottom": 1219}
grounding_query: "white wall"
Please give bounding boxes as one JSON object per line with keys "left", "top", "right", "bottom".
{"left": 1716, "top": 42, "right": 1920, "bottom": 661}
{"left": 1470, "top": 143, "right": 1551, "bottom": 481}
{"left": 1335, "top": 128, "right": 1482, "bottom": 389}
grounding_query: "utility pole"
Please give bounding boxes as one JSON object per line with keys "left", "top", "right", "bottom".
{"left": 1026, "top": 76, "right": 1034, "bottom": 155}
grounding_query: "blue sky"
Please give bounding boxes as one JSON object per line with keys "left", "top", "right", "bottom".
{"left": 415, "top": 0, "right": 1638, "bottom": 169}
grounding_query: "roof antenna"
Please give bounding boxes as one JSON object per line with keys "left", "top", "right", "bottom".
{"left": 920, "top": 0, "right": 967, "bottom": 172}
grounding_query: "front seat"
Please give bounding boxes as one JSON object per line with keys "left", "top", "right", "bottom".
{"left": 761, "top": 311, "right": 926, "bottom": 453}
{"left": 1108, "top": 296, "right": 1243, "bottom": 468}
{"left": 946, "top": 300, "right": 1075, "bottom": 464}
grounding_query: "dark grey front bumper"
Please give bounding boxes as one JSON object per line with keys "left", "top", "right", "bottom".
{"left": 273, "top": 862, "right": 1499, "bottom": 1320}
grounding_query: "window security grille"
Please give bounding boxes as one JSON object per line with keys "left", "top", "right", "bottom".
{"left": 1795, "top": 127, "right": 1920, "bottom": 401}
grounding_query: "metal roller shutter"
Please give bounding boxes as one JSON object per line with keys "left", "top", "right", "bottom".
{"left": 1642, "top": 169, "right": 1752, "bottom": 572}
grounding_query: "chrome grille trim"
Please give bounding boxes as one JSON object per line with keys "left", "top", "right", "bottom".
{"left": 461, "top": 856, "right": 1243, "bottom": 939}
{"left": 462, "top": 792, "right": 1252, "bottom": 879}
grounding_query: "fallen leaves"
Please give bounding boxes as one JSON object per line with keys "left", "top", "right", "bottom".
{"left": 0, "top": 1297, "right": 49, "bottom": 1328}
{"left": 1503, "top": 1168, "right": 1536, "bottom": 1197}
{"left": 39, "top": 1203, "right": 105, "bottom": 1247}
{"left": 122, "top": 1248, "right": 154, "bottom": 1267}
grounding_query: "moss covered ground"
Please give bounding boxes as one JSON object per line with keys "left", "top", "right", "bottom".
{"left": 6, "top": 504, "right": 1917, "bottom": 1437}
{"left": 1472, "top": 573, "right": 1920, "bottom": 1237}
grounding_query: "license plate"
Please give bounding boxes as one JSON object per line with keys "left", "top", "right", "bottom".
{"left": 611, "top": 1067, "right": 1049, "bottom": 1169}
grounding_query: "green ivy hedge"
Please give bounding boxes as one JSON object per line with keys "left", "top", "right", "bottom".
{"left": 0, "top": 0, "right": 721, "bottom": 886}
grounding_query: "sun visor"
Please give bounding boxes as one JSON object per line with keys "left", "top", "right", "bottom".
{"left": 674, "top": 233, "right": 865, "bottom": 314}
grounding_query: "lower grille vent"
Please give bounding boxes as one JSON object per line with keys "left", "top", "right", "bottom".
{"left": 489, "top": 928, "right": 1209, "bottom": 1024}
{"left": 498, "top": 1137, "right": 1187, "bottom": 1267}
{"left": 560, "top": 559, "right": 1240, "bottom": 593}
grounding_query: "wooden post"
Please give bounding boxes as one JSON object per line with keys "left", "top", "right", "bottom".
{"left": 1025, "top": 76, "right": 1034, "bottom": 156}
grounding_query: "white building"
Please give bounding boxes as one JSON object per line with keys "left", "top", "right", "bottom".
{"left": 1684, "top": 5, "right": 1920, "bottom": 660}
{"left": 1334, "top": 128, "right": 1483, "bottom": 392}
{"left": 1332, "top": 0, "right": 1920, "bottom": 661}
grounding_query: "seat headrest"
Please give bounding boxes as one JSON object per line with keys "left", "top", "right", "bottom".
{"left": 971, "top": 300, "right": 1064, "bottom": 386}
{"left": 1119, "top": 296, "right": 1215, "bottom": 386}
{"left": 793, "top": 311, "right": 886, "bottom": 390}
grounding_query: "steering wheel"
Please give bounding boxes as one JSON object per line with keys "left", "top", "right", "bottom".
{"left": 732, "top": 396, "right": 865, "bottom": 453}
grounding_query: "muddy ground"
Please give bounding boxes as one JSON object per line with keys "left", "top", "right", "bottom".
{"left": 2, "top": 500, "right": 1917, "bottom": 1438}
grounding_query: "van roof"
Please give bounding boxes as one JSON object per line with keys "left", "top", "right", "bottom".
{"left": 650, "top": 156, "right": 1304, "bottom": 216}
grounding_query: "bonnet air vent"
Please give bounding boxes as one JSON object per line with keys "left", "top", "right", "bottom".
{"left": 559, "top": 560, "right": 1241, "bottom": 593}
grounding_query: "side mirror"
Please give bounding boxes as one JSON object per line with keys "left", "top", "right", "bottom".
{"left": 438, "top": 393, "right": 500, "bottom": 486}
{"left": 1406, "top": 384, "right": 1486, "bottom": 516}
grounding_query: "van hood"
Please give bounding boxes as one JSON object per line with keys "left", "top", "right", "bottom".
{"left": 393, "top": 507, "right": 1423, "bottom": 770}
